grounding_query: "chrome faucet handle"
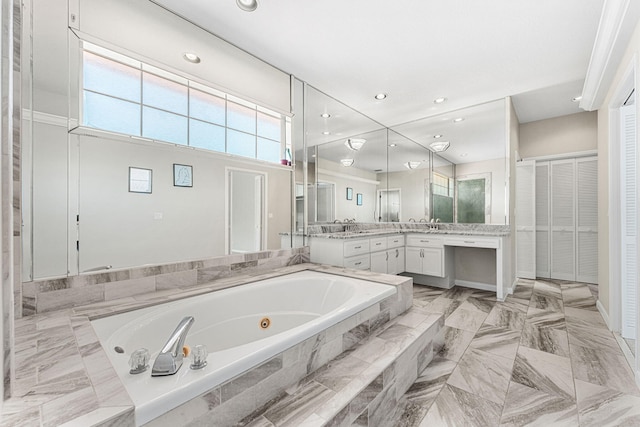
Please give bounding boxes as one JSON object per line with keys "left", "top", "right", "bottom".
{"left": 129, "top": 348, "right": 150, "bottom": 374}
{"left": 152, "top": 316, "right": 195, "bottom": 376}
{"left": 190, "top": 344, "right": 208, "bottom": 370}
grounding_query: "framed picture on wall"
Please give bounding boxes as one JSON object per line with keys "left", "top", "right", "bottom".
{"left": 357, "top": 193, "right": 363, "bottom": 206}
{"left": 129, "top": 167, "right": 152, "bottom": 193}
{"left": 174, "top": 164, "right": 193, "bottom": 187}
{"left": 346, "top": 187, "right": 353, "bottom": 200}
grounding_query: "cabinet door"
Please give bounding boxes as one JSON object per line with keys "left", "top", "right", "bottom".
{"left": 395, "top": 247, "right": 405, "bottom": 274}
{"left": 576, "top": 157, "right": 598, "bottom": 284}
{"left": 550, "top": 160, "right": 575, "bottom": 280}
{"left": 405, "top": 247, "right": 423, "bottom": 274}
{"left": 370, "top": 251, "right": 388, "bottom": 274}
{"left": 422, "top": 248, "right": 444, "bottom": 277}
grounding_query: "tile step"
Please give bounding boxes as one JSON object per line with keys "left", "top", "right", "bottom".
{"left": 242, "top": 307, "right": 444, "bottom": 426}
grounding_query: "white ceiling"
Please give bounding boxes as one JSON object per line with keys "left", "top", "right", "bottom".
{"left": 152, "top": 0, "right": 605, "bottom": 126}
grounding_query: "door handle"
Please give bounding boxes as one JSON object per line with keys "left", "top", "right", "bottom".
{"left": 395, "top": 249, "right": 399, "bottom": 258}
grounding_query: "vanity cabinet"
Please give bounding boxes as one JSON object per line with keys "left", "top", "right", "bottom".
{"left": 405, "top": 235, "right": 444, "bottom": 277}
{"left": 371, "top": 235, "right": 405, "bottom": 274}
{"left": 309, "top": 238, "right": 371, "bottom": 270}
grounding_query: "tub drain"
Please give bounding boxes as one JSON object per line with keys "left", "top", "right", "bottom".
{"left": 259, "top": 317, "right": 271, "bottom": 329}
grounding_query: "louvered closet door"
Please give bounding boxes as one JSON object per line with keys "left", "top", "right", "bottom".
{"left": 536, "top": 162, "right": 550, "bottom": 278}
{"left": 550, "top": 159, "right": 575, "bottom": 280}
{"left": 516, "top": 160, "right": 536, "bottom": 279}
{"left": 576, "top": 158, "right": 598, "bottom": 284}
{"left": 621, "top": 104, "right": 637, "bottom": 339}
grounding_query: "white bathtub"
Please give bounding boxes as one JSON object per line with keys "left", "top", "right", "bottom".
{"left": 91, "top": 270, "right": 396, "bottom": 425}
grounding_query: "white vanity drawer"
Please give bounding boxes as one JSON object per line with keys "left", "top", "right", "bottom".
{"left": 387, "top": 235, "right": 404, "bottom": 248}
{"left": 344, "top": 254, "right": 370, "bottom": 270}
{"left": 406, "top": 235, "right": 444, "bottom": 248}
{"left": 370, "top": 237, "right": 388, "bottom": 251}
{"left": 443, "top": 236, "right": 499, "bottom": 249}
{"left": 343, "top": 239, "right": 370, "bottom": 257}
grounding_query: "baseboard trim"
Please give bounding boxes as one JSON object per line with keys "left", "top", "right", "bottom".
{"left": 596, "top": 299, "right": 611, "bottom": 329}
{"left": 454, "top": 280, "right": 496, "bottom": 293}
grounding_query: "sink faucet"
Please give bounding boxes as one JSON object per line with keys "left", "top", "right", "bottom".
{"left": 408, "top": 218, "right": 415, "bottom": 222}
{"left": 151, "top": 316, "right": 194, "bottom": 376}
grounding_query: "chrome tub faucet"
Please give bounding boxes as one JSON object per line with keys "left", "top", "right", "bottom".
{"left": 151, "top": 316, "right": 195, "bottom": 376}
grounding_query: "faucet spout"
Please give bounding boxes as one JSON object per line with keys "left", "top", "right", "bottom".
{"left": 151, "top": 316, "right": 194, "bottom": 376}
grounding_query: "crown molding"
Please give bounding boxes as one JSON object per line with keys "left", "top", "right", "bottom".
{"left": 580, "top": 0, "right": 640, "bottom": 111}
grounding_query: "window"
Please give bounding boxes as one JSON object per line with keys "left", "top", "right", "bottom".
{"left": 81, "top": 43, "right": 289, "bottom": 164}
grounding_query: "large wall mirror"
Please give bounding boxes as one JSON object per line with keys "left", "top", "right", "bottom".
{"left": 391, "top": 99, "right": 508, "bottom": 225}
{"left": 22, "top": 6, "right": 294, "bottom": 281}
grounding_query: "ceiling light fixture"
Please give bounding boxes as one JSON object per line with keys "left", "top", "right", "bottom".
{"left": 340, "top": 158, "right": 354, "bottom": 167}
{"left": 374, "top": 93, "right": 387, "bottom": 100}
{"left": 572, "top": 96, "right": 582, "bottom": 102}
{"left": 183, "top": 53, "right": 201, "bottom": 64}
{"left": 322, "top": 131, "right": 330, "bottom": 135}
{"left": 429, "top": 141, "right": 450, "bottom": 152}
{"left": 236, "top": 0, "right": 258, "bottom": 12}
{"left": 434, "top": 97, "right": 447, "bottom": 104}
{"left": 345, "top": 138, "right": 366, "bottom": 151}
{"left": 453, "top": 117, "right": 465, "bottom": 123}
{"left": 320, "top": 113, "right": 331, "bottom": 118}
{"left": 404, "top": 161, "right": 421, "bottom": 170}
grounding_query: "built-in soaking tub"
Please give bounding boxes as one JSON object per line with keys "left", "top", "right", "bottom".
{"left": 91, "top": 270, "right": 397, "bottom": 425}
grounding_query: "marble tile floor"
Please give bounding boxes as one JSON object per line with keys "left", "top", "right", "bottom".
{"left": 393, "top": 278, "right": 640, "bottom": 427}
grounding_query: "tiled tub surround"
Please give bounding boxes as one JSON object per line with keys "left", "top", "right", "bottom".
{"left": 2, "top": 263, "right": 414, "bottom": 426}
{"left": 92, "top": 270, "right": 397, "bottom": 425}
{"left": 22, "top": 247, "right": 310, "bottom": 315}
{"left": 241, "top": 306, "right": 443, "bottom": 426}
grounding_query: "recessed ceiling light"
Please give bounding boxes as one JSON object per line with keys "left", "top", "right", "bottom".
{"left": 322, "top": 131, "right": 330, "bottom": 135}
{"left": 433, "top": 134, "right": 443, "bottom": 139}
{"left": 183, "top": 52, "right": 201, "bottom": 63}
{"left": 236, "top": 0, "right": 258, "bottom": 12}
{"left": 572, "top": 96, "right": 582, "bottom": 102}
{"left": 429, "top": 141, "right": 450, "bottom": 152}
{"left": 453, "top": 117, "right": 465, "bottom": 123}
{"left": 434, "top": 97, "right": 447, "bottom": 104}
{"left": 340, "top": 158, "right": 354, "bottom": 167}
{"left": 404, "top": 161, "right": 421, "bottom": 170}
{"left": 389, "top": 143, "right": 397, "bottom": 147}
{"left": 320, "top": 113, "right": 331, "bottom": 118}
{"left": 345, "top": 138, "right": 366, "bottom": 151}
{"left": 374, "top": 93, "right": 387, "bottom": 100}
{"left": 460, "top": 153, "right": 468, "bottom": 157}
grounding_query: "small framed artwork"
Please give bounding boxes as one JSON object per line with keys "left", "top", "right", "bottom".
{"left": 346, "top": 187, "right": 353, "bottom": 200}
{"left": 129, "top": 167, "right": 152, "bottom": 193}
{"left": 174, "top": 163, "right": 193, "bottom": 187}
{"left": 357, "top": 193, "right": 363, "bottom": 206}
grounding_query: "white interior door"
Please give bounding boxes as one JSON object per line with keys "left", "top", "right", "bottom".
{"left": 550, "top": 159, "right": 576, "bottom": 280}
{"left": 536, "top": 162, "right": 551, "bottom": 278}
{"left": 621, "top": 104, "right": 637, "bottom": 339}
{"left": 516, "top": 160, "right": 536, "bottom": 279}
{"left": 576, "top": 157, "right": 598, "bottom": 284}
{"left": 228, "top": 169, "right": 265, "bottom": 254}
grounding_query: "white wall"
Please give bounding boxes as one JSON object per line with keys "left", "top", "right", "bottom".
{"left": 377, "top": 168, "right": 430, "bottom": 222}
{"left": 75, "top": 133, "right": 291, "bottom": 273}
{"left": 456, "top": 158, "right": 507, "bottom": 225}
{"left": 519, "top": 111, "right": 597, "bottom": 158}
{"left": 596, "top": 19, "right": 640, "bottom": 317}
{"left": 317, "top": 159, "right": 378, "bottom": 222}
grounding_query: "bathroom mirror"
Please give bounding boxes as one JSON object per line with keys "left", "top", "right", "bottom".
{"left": 376, "top": 130, "right": 433, "bottom": 222}
{"left": 22, "top": 17, "right": 294, "bottom": 280}
{"left": 391, "top": 99, "right": 509, "bottom": 225}
{"left": 301, "top": 85, "right": 385, "bottom": 224}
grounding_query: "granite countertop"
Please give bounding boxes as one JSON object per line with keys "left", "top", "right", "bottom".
{"left": 307, "top": 228, "right": 510, "bottom": 239}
